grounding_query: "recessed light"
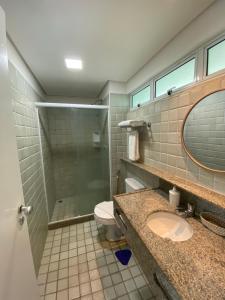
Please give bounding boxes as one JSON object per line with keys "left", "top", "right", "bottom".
{"left": 65, "top": 58, "right": 83, "bottom": 70}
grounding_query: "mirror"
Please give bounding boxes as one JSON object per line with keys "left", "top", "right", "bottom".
{"left": 182, "top": 89, "right": 225, "bottom": 173}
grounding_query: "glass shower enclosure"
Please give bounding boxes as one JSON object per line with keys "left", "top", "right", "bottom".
{"left": 37, "top": 103, "right": 110, "bottom": 223}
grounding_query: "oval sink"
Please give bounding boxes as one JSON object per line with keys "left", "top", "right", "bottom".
{"left": 147, "top": 211, "right": 193, "bottom": 242}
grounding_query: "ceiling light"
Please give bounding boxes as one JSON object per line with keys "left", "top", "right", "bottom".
{"left": 65, "top": 58, "right": 83, "bottom": 70}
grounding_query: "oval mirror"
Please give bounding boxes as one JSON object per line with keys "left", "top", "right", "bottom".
{"left": 182, "top": 89, "right": 225, "bottom": 173}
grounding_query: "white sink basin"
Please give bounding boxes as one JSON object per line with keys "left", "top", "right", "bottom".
{"left": 147, "top": 211, "right": 193, "bottom": 242}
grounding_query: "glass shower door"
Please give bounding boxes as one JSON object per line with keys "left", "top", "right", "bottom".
{"left": 40, "top": 106, "right": 110, "bottom": 222}
{"left": 71, "top": 108, "right": 110, "bottom": 216}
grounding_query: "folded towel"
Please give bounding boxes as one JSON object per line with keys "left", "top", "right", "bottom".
{"left": 128, "top": 130, "right": 140, "bottom": 161}
{"left": 118, "top": 120, "right": 145, "bottom": 128}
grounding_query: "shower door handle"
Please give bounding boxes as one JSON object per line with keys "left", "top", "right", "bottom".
{"left": 18, "top": 205, "right": 33, "bottom": 225}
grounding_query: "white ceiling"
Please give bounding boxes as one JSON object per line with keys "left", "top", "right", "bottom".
{"left": 0, "top": 0, "right": 215, "bottom": 98}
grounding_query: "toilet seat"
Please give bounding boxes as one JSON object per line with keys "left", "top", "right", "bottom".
{"left": 94, "top": 201, "right": 115, "bottom": 225}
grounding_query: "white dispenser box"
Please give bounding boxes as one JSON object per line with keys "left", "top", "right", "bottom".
{"left": 92, "top": 131, "right": 101, "bottom": 148}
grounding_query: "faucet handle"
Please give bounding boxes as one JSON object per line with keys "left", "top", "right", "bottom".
{"left": 186, "top": 202, "right": 195, "bottom": 217}
{"left": 176, "top": 203, "right": 195, "bottom": 218}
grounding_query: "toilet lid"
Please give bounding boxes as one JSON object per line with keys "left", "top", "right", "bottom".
{"left": 94, "top": 201, "right": 114, "bottom": 219}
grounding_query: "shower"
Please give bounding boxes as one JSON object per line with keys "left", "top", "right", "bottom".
{"left": 36, "top": 102, "right": 110, "bottom": 225}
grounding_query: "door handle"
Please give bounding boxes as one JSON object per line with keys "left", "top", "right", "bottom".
{"left": 114, "top": 209, "right": 127, "bottom": 233}
{"left": 19, "top": 205, "right": 33, "bottom": 216}
{"left": 18, "top": 205, "right": 33, "bottom": 225}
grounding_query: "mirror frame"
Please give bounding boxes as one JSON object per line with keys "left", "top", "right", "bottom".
{"left": 181, "top": 88, "right": 225, "bottom": 174}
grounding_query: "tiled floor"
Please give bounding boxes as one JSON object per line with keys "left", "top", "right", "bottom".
{"left": 38, "top": 220, "right": 156, "bottom": 300}
{"left": 51, "top": 197, "right": 79, "bottom": 222}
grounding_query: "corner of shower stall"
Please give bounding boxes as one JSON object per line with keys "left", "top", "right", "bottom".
{"left": 37, "top": 103, "right": 110, "bottom": 228}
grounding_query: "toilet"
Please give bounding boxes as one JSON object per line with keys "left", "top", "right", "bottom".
{"left": 94, "top": 177, "right": 145, "bottom": 241}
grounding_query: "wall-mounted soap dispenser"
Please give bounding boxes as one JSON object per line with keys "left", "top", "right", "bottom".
{"left": 93, "top": 131, "right": 101, "bottom": 148}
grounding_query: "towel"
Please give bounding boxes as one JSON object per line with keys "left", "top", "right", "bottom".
{"left": 118, "top": 120, "right": 145, "bottom": 128}
{"left": 128, "top": 130, "right": 140, "bottom": 161}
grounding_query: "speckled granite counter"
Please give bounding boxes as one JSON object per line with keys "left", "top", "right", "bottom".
{"left": 121, "top": 158, "right": 225, "bottom": 210}
{"left": 114, "top": 189, "right": 225, "bottom": 300}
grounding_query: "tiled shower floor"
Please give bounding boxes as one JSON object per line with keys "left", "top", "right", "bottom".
{"left": 51, "top": 197, "right": 79, "bottom": 222}
{"left": 38, "top": 220, "right": 157, "bottom": 300}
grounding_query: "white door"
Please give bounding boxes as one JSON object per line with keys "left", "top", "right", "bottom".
{"left": 0, "top": 6, "right": 40, "bottom": 300}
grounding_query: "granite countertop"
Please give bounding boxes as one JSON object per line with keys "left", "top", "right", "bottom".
{"left": 114, "top": 189, "right": 225, "bottom": 300}
{"left": 121, "top": 158, "right": 225, "bottom": 210}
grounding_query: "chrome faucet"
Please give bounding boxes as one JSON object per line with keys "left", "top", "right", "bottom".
{"left": 176, "top": 203, "right": 195, "bottom": 218}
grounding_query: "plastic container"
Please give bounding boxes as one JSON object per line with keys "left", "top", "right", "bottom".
{"left": 169, "top": 186, "right": 180, "bottom": 209}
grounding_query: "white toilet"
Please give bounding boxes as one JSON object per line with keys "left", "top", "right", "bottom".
{"left": 94, "top": 178, "right": 145, "bottom": 241}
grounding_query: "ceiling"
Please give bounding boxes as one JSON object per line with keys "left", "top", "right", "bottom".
{"left": 0, "top": 0, "right": 215, "bottom": 98}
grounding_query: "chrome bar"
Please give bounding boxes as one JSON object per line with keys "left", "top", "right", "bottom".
{"left": 35, "top": 102, "right": 108, "bottom": 109}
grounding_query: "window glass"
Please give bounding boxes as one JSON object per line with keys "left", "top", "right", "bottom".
{"left": 207, "top": 39, "right": 225, "bottom": 75}
{"left": 155, "top": 58, "right": 196, "bottom": 97}
{"left": 132, "top": 85, "right": 150, "bottom": 108}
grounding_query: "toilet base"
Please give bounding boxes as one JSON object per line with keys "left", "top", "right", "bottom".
{"left": 105, "top": 224, "right": 124, "bottom": 242}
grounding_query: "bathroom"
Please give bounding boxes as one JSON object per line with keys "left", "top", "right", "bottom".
{"left": 0, "top": 0, "right": 225, "bottom": 299}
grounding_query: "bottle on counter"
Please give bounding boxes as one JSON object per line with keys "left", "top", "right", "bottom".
{"left": 169, "top": 186, "right": 180, "bottom": 209}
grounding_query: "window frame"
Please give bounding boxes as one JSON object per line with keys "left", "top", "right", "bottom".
{"left": 130, "top": 81, "right": 152, "bottom": 110}
{"left": 154, "top": 54, "right": 198, "bottom": 99}
{"left": 204, "top": 35, "right": 225, "bottom": 78}
{"left": 129, "top": 31, "right": 225, "bottom": 110}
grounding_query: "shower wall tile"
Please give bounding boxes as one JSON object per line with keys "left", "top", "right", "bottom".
{"left": 47, "top": 109, "right": 85, "bottom": 200}
{"left": 126, "top": 74, "right": 225, "bottom": 195}
{"left": 9, "top": 62, "right": 48, "bottom": 275}
{"left": 47, "top": 108, "right": 109, "bottom": 206}
{"left": 109, "top": 94, "right": 129, "bottom": 195}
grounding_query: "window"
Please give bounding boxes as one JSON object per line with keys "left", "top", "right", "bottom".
{"left": 207, "top": 39, "right": 225, "bottom": 75}
{"left": 132, "top": 85, "right": 150, "bottom": 108}
{"left": 155, "top": 58, "right": 196, "bottom": 97}
{"left": 130, "top": 33, "right": 225, "bottom": 110}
